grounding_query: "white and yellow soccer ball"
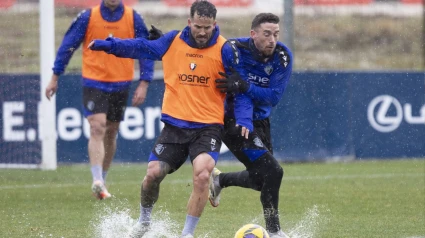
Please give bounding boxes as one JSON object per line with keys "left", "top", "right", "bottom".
{"left": 234, "top": 224, "right": 270, "bottom": 238}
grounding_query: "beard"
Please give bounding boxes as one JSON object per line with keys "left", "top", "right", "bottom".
{"left": 195, "top": 37, "right": 208, "bottom": 48}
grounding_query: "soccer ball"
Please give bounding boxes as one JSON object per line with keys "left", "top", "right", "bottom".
{"left": 234, "top": 224, "right": 270, "bottom": 238}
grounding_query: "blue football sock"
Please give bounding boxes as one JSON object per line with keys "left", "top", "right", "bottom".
{"left": 181, "top": 214, "right": 199, "bottom": 236}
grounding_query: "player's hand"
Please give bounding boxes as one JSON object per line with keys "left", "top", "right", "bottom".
{"left": 132, "top": 80, "right": 149, "bottom": 106}
{"left": 236, "top": 124, "right": 250, "bottom": 139}
{"left": 215, "top": 68, "right": 249, "bottom": 94}
{"left": 88, "top": 38, "right": 113, "bottom": 51}
{"left": 45, "top": 74, "right": 59, "bottom": 100}
{"left": 148, "top": 25, "right": 163, "bottom": 40}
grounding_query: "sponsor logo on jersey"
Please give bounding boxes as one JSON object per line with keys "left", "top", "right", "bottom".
{"left": 248, "top": 73, "right": 269, "bottom": 86}
{"left": 104, "top": 26, "right": 119, "bottom": 30}
{"left": 186, "top": 53, "right": 203, "bottom": 58}
{"left": 178, "top": 74, "right": 210, "bottom": 85}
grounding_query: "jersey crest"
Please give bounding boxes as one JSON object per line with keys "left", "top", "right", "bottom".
{"left": 264, "top": 65, "right": 273, "bottom": 75}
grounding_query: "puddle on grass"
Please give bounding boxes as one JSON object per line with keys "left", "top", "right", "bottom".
{"left": 90, "top": 201, "right": 327, "bottom": 238}
{"left": 90, "top": 200, "right": 215, "bottom": 238}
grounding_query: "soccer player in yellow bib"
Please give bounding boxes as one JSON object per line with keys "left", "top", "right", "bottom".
{"left": 89, "top": 1, "right": 248, "bottom": 237}
{"left": 45, "top": 0, "right": 154, "bottom": 200}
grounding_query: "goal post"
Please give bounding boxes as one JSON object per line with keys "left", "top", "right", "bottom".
{"left": 39, "top": 0, "right": 57, "bottom": 170}
{"left": 0, "top": 0, "right": 56, "bottom": 170}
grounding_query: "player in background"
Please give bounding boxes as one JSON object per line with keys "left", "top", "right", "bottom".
{"left": 209, "top": 13, "right": 293, "bottom": 238}
{"left": 44, "top": 0, "right": 154, "bottom": 200}
{"left": 88, "top": 1, "right": 247, "bottom": 237}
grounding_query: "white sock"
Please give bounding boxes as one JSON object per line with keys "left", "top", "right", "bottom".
{"left": 181, "top": 214, "right": 199, "bottom": 236}
{"left": 91, "top": 165, "right": 103, "bottom": 182}
{"left": 102, "top": 170, "right": 108, "bottom": 183}
{"left": 138, "top": 205, "right": 153, "bottom": 224}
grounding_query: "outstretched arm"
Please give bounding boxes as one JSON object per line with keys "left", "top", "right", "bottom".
{"left": 133, "top": 10, "right": 154, "bottom": 82}
{"left": 88, "top": 30, "right": 179, "bottom": 61}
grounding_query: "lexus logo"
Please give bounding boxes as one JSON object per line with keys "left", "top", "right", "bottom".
{"left": 367, "top": 95, "right": 425, "bottom": 133}
{"left": 367, "top": 95, "right": 403, "bottom": 133}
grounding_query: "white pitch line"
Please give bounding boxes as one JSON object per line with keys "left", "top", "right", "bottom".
{"left": 283, "top": 173, "right": 424, "bottom": 181}
{"left": 0, "top": 173, "right": 423, "bottom": 190}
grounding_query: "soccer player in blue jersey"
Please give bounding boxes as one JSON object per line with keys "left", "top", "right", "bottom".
{"left": 209, "top": 13, "right": 293, "bottom": 238}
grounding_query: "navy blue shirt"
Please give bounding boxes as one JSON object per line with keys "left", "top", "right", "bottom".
{"left": 226, "top": 37, "right": 293, "bottom": 130}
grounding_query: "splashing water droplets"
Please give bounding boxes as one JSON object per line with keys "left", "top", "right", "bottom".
{"left": 288, "top": 205, "right": 329, "bottom": 238}
{"left": 90, "top": 202, "right": 181, "bottom": 238}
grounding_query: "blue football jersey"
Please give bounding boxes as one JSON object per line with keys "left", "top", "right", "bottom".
{"left": 226, "top": 37, "right": 293, "bottom": 123}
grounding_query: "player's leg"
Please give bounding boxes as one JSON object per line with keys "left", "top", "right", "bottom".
{"left": 208, "top": 117, "right": 265, "bottom": 207}
{"left": 87, "top": 113, "right": 111, "bottom": 199}
{"left": 220, "top": 117, "right": 287, "bottom": 235}
{"left": 83, "top": 87, "right": 110, "bottom": 199}
{"left": 214, "top": 147, "right": 285, "bottom": 234}
{"left": 181, "top": 126, "right": 221, "bottom": 237}
{"left": 140, "top": 160, "right": 171, "bottom": 220}
{"left": 182, "top": 153, "right": 215, "bottom": 236}
{"left": 251, "top": 119, "right": 287, "bottom": 235}
{"left": 87, "top": 113, "right": 107, "bottom": 177}
{"left": 255, "top": 153, "right": 284, "bottom": 234}
{"left": 253, "top": 117, "right": 273, "bottom": 154}
{"left": 102, "top": 88, "right": 129, "bottom": 183}
{"left": 211, "top": 117, "right": 268, "bottom": 191}
{"left": 128, "top": 159, "right": 173, "bottom": 238}
{"left": 102, "top": 121, "right": 119, "bottom": 182}
{"left": 129, "top": 124, "right": 189, "bottom": 238}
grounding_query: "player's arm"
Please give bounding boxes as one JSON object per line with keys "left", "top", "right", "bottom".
{"left": 233, "top": 93, "right": 254, "bottom": 138}
{"left": 133, "top": 11, "right": 154, "bottom": 82}
{"left": 52, "top": 9, "right": 90, "bottom": 76}
{"left": 222, "top": 42, "right": 253, "bottom": 138}
{"left": 46, "top": 9, "right": 90, "bottom": 100}
{"left": 88, "top": 31, "right": 179, "bottom": 60}
{"left": 132, "top": 11, "right": 155, "bottom": 106}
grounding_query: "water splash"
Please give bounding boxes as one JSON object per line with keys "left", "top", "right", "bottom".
{"left": 90, "top": 200, "right": 182, "bottom": 238}
{"left": 90, "top": 201, "right": 328, "bottom": 238}
{"left": 90, "top": 200, "right": 134, "bottom": 238}
{"left": 139, "top": 209, "right": 180, "bottom": 238}
{"left": 287, "top": 205, "right": 329, "bottom": 238}
{"left": 234, "top": 205, "right": 327, "bottom": 238}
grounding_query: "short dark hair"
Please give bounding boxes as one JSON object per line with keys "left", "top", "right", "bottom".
{"left": 251, "top": 13, "right": 280, "bottom": 29}
{"left": 190, "top": 0, "right": 217, "bottom": 19}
